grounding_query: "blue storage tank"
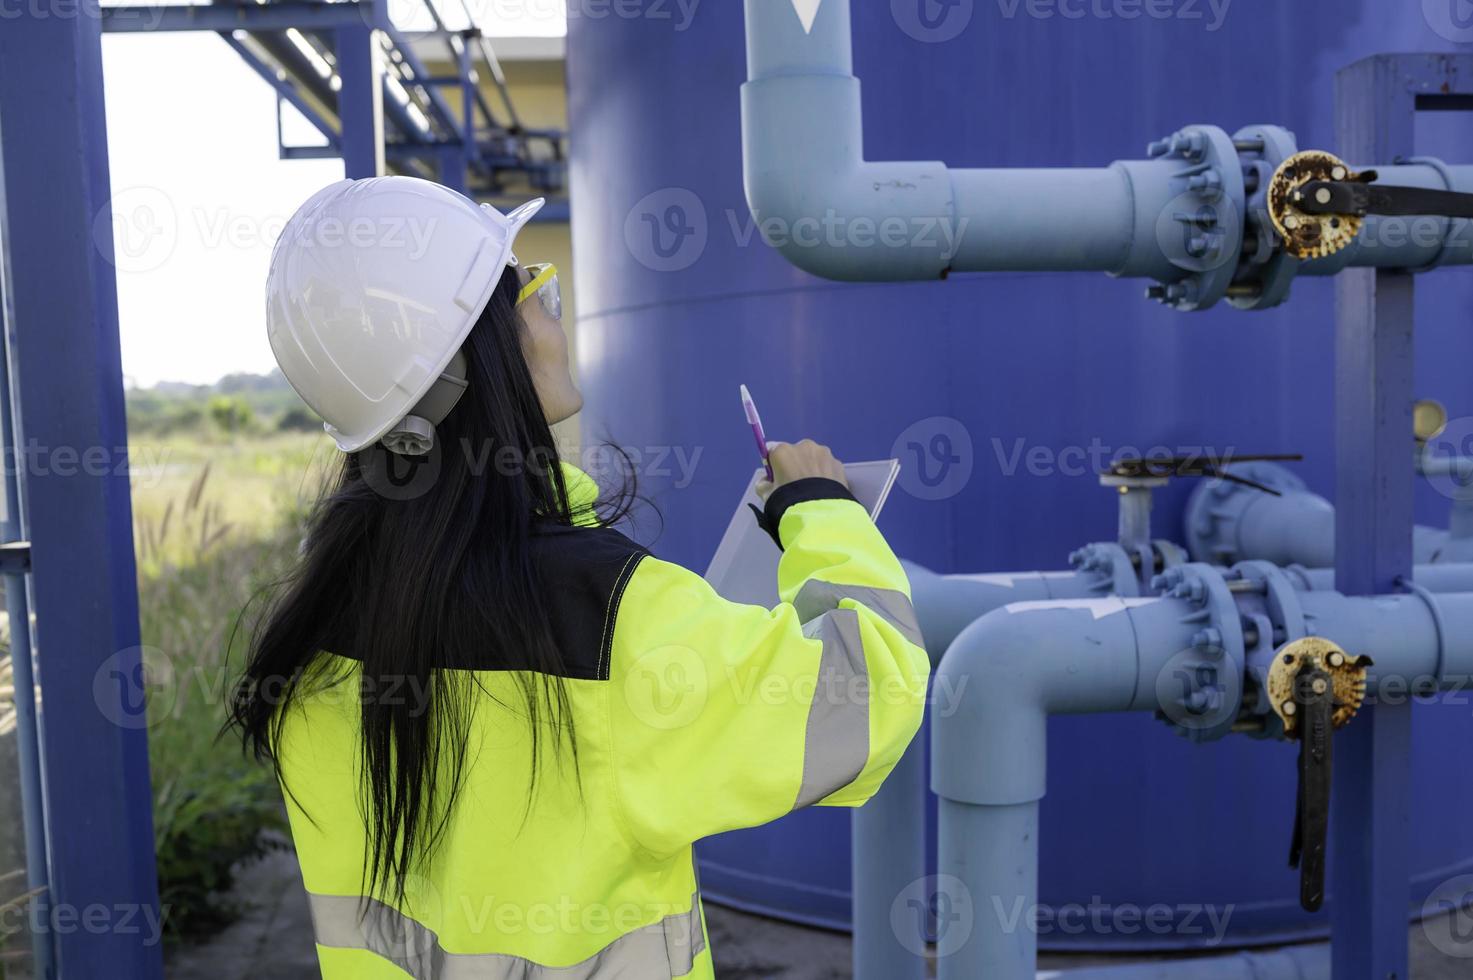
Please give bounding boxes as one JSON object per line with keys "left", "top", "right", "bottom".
{"left": 566, "top": 0, "right": 1473, "bottom": 950}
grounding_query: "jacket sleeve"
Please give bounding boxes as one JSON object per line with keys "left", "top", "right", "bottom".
{"left": 605, "top": 478, "right": 930, "bottom": 857}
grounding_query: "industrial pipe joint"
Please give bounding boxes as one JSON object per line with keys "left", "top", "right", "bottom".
{"left": 930, "top": 569, "right": 1473, "bottom": 979}
{"left": 742, "top": 0, "right": 1473, "bottom": 310}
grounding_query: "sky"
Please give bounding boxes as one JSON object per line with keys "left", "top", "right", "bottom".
{"left": 100, "top": 3, "right": 566, "bottom": 389}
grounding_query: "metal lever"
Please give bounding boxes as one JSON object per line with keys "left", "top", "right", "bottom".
{"left": 1269, "top": 637, "right": 1373, "bottom": 914}
{"left": 1287, "top": 661, "right": 1334, "bottom": 912}
{"left": 1295, "top": 176, "right": 1473, "bottom": 220}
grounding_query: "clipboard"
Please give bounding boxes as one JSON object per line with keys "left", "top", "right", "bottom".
{"left": 703, "top": 460, "right": 902, "bottom": 607}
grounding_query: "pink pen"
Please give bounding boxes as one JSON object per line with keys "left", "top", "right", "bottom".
{"left": 740, "top": 384, "right": 775, "bottom": 481}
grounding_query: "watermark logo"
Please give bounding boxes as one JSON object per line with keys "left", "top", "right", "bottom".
{"left": 625, "top": 188, "right": 709, "bottom": 272}
{"left": 1422, "top": 873, "right": 1473, "bottom": 957}
{"left": 94, "top": 186, "right": 178, "bottom": 274}
{"left": 1153, "top": 646, "right": 1240, "bottom": 734}
{"left": 1153, "top": 189, "right": 1242, "bottom": 277}
{"left": 93, "top": 645, "right": 179, "bottom": 731}
{"left": 891, "top": 874, "right": 974, "bottom": 956}
{"left": 996, "top": 0, "right": 1231, "bottom": 31}
{"left": 892, "top": 416, "right": 973, "bottom": 501}
{"left": 892, "top": 0, "right": 974, "bottom": 43}
{"left": 1425, "top": 0, "right": 1473, "bottom": 43}
{"left": 622, "top": 645, "right": 708, "bottom": 729}
{"left": 1421, "top": 414, "right": 1473, "bottom": 503}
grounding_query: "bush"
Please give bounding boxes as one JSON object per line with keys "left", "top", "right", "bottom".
{"left": 137, "top": 490, "right": 306, "bottom": 939}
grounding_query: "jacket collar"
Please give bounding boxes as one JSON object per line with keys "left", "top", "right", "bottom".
{"left": 561, "top": 462, "right": 600, "bottom": 524}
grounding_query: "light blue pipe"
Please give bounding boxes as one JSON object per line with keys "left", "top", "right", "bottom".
{"left": 931, "top": 579, "right": 1473, "bottom": 979}
{"left": 1288, "top": 561, "right": 1473, "bottom": 593}
{"left": 855, "top": 551, "right": 1158, "bottom": 980}
{"left": 740, "top": 0, "right": 1473, "bottom": 306}
{"left": 1184, "top": 462, "right": 1472, "bottom": 566}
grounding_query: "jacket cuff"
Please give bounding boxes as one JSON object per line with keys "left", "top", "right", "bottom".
{"left": 748, "top": 477, "right": 859, "bottom": 550}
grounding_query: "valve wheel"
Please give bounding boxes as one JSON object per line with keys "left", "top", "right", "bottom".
{"left": 1267, "top": 151, "right": 1364, "bottom": 259}
{"left": 1267, "top": 636, "right": 1372, "bottom": 737}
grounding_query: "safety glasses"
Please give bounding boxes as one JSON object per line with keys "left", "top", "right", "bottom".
{"left": 516, "top": 263, "right": 562, "bottom": 321}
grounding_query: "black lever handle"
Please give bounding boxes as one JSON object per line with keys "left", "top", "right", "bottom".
{"left": 1296, "top": 177, "right": 1473, "bottom": 220}
{"left": 1288, "top": 662, "right": 1335, "bottom": 912}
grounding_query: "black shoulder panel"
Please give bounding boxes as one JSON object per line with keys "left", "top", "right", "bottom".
{"left": 529, "top": 524, "right": 650, "bottom": 681}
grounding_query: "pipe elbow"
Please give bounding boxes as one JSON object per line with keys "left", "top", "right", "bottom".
{"left": 932, "top": 599, "right": 1143, "bottom": 806}
{"left": 740, "top": 75, "right": 955, "bottom": 282}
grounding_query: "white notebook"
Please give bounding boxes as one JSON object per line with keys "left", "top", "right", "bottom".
{"left": 703, "top": 460, "right": 902, "bottom": 608}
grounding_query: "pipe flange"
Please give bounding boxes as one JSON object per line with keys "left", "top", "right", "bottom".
{"left": 1144, "top": 125, "right": 1247, "bottom": 312}
{"left": 1069, "top": 541, "right": 1140, "bottom": 597}
{"left": 1149, "top": 562, "right": 1247, "bottom": 742}
{"left": 1228, "top": 125, "right": 1300, "bottom": 311}
{"left": 1228, "top": 561, "right": 1309, "bottom": 735}
{"left": 1183, "top": 461, "right": 1308, "bottom": 564}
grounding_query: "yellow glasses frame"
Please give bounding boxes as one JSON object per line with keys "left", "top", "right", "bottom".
{"left": 516, "top": 263, "right": 559, "bottom": 312}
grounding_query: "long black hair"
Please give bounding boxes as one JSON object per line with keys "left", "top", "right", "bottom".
{"left": 228, "top": 266, "right": 631, "bottom": 904}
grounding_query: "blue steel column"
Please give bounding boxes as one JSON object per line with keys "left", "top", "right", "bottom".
{"left": 0, "top": 7, "right": 164, "bottom": 979}
{"left": 335, "top": 13, "right": 386, "bottom": 180}
{"left": 1330, "top": 55, "right": 1427, "bottom": 980}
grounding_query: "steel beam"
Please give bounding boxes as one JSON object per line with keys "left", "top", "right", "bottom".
{"left": 334, "top": 24, "right": 386, "bottom": 179}
{"left": 0, "top": 6, "right": 164, "bottom": 978}
{"left": 1327, "top": 53, "right": 1473, "bottom": 980}
{"left": 102, "top": 1, "right": 381, "bottom": 34}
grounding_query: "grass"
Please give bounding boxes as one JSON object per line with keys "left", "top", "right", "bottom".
{"left": 132, "top": 430, "right": 335, "bottom": 938}
{"left": 0, "top": 426, "right": 338, "bottom": 965}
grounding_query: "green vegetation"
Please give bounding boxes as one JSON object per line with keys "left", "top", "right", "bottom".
{"left": 0, "top": 373, "right": 337, "bottom": 955}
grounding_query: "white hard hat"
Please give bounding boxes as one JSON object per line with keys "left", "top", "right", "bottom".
{"left": 266, "top": 176, "right": 544, "bottom": 454}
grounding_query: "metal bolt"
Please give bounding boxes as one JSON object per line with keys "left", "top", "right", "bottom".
{"left": 1331, "top": 166, "right": 1347, "bottom": 180}
{"left": 1328, "top": 652, "right": 1345, "bottom": 667}
{"left": 1282, "top": 700, "right": 1298, "bottom": 716}
{"left": 1315, "top": 187, "right": 1332, "bottom": 205}
{"left": 1285, "top": 215, "right": 1301, "bottom": 230}
{"left": 1312, "top": 677, "right": 1329, "bottom": 696}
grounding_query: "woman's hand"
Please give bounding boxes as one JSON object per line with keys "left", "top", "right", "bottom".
{"left": 757, "top": 440, "right": 849, "bottom": 499}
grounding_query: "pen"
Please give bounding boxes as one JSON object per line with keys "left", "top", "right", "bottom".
{"left": 740, "top": 384, "right": 775, "bottom": 481}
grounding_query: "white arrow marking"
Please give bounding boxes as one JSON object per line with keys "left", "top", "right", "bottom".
{"left": 791, "top": 0, "right": 822, "bottom": 34}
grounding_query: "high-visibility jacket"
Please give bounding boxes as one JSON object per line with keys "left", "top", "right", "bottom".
{"left": 276, "top": 465, "right": 930, "bottom": 979}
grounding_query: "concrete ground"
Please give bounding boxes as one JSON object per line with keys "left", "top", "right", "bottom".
{"left": 163, "top": 850, "right": 1473, "bottom": 979}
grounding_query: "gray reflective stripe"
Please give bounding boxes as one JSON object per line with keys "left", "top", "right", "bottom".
{"left": 794, "top": 609, "right": 871, "bottom": 809}
{"left": 308, "top": 890, "right": 705, "bottom": 979}
{"left": 792, "top": 580, "right": 925, "bottom": 648}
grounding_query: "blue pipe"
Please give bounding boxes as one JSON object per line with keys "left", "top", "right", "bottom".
{"left": 740, "top": 0, "right": 1473, "bottom": 306}
{"left": 1183, "top": 462, "right": 1472, "bottom": 566}
{"left": 930, "top": 580, "right": 1473, "bottom": 979}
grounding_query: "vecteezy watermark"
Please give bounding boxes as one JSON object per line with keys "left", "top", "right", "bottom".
{"left": 892, "top": 416, "right": 975, "bottom": 501}
{"left": 0, "top": 900, "right": 170, "bottom": 947}
{"left": 620, "top": 643, "right": 946, "bottom": 730}
{"left": 93, "top": 187, "right": 442, "bottom": 273}
{"left": 729, "top": 210, "right": 971, "bottom": 262}
{"left": 94, "top": 186, "right": 179, "bottom": 274}
{"left": 1423, "top": 874, "right": 1473, "bottom": 958}
{"left": 995, "top": 0, "right": 1232, "bottom": 32}
{"left": 1153, "top": 646, "right": 1241, "bottom": 735}
{"left": 621, "top": 188, "right": 970, "bottom": 273}
{"left": 991, "top": 438, "right": 1239, "bottom": 480}
{"left": 93, "top": 646, "right": 180, "bottom": 731}
{"left": 625, "top": 188, "right": 710, "bottom": 272}
{"left": 360, "top": 438, "right": 705, "bottom": 503}
{"left": 1424, "top": 0, "right": 1473, "bottom": 43}
{"left": 991, "top": 896, "right": 1235, "bottom": 943}
{"left": 892, "top": 0, "right": 975, "bottom": 43}
{"left": 891, "top": 875, "right": 975, "bottom": 957}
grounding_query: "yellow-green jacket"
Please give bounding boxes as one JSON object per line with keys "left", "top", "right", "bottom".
{"left": 276, "top": 466, "right": 930, "bottom": 978}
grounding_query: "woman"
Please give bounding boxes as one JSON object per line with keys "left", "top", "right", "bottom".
{"left": 231, "top": 176, "right": 929, "bottom": 979}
